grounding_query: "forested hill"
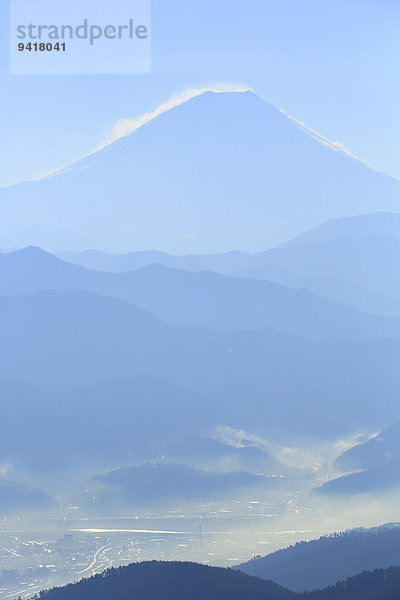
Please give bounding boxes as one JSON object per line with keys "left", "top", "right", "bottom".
{"left": 26, "top": 561, "right": 400, "bottom": 600}
{"left": 237, "top": 526, "right": 400, "bottom": 591}
{"left": 30, "top": 562, "right": 294, "bottom": 600}
{"left": 305, "top": 567, "right": 400, "bottom": 600}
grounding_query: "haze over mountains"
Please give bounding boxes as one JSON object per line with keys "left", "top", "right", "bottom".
{"left": 1, "top": 90, "right": 400, "bottom": 600}
{"left": 1, "top": 210, "right": 400, "bottom": 529}
{"left": 58, "top": 212, "right": 400, "bottom": 318}
{"left": 316, "top": 462, "right": 400, "bottom": 496}
{"left": 2, "top": 246, "right": 400, "bottom": 339}
{"left": 244, "top": 235, "right": 400, "bottom": 303}
{"left": 2, "top": 288, "right": 400, "bottom": 434}
{"left": 336, "top": 421, "right": 400, "bottom": 473}
{"left": 0, "top": 478, "right": 54, "bottom": 514}
{"left": 2, "top": 211, "right": 400, "bottom": 462}
{"left": 314, "top": 421, "right": 400, "bottom": 496}
{"left": 78, "top": 462, "right": 286, "bottom": 511}
{"left": 163, "top": 435, "right": 284, "bottom": 474}
{"left": 284, "top": 212, "right": 400, "bottom": 244}
{"left": 0, "top": 378, "right": 227, "bottom": 482}
{"left": 0, "top": 91, "right": 399, "bottom": 252}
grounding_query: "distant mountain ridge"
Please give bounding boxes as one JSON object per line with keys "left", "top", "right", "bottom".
{"left": 2, "top": 246, "right": 400, "bottom": 339}
{"left": 247, "top": 235, "right": 400, "bottom": 303}
{"left": 56, "top": 212, "right": 400, "bottom": 274}
{"left": 57, "top": 248, "right": 252, "bottom": 274}
{"left": 56, "top": 213, "right": 400, "bottom": 317}
{"left": 281, "top": 212, "right": 400, "bottom": 247}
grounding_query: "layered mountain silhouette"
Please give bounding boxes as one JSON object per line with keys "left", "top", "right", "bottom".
{"left": 1, "top": 289, "right": 400, "bottom": 437}
{"left": 1, "top": 91, "right": 399, "bottom": 252}
{"left": 232, "top": 214, "right": 400, "bottom": 316}
{"left": 57, "top": 212, "right": 400, "bottom": 272}
{"left": 236, "top": 263, "right": 400, "bottom": 318}
{"left": 2, "top": 246, "right": 400, "bottom": 339}
{"left": 57, "top": 248, "right": 253, "bottom": 274}
{"left": 237, "top": 524, "right": 400, "bottom": 592}
{"left": 240, "top": 235, "right": 400, "bottom": 305}
{"left": 57, "top": 213, "right": 400, "bottom": 317}
{"left": 2, "top": 81, "right": 400, "bottom": 600}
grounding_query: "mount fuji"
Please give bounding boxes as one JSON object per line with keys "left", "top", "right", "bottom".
{"left": 1, "top": 90, "right": 399, "bottom": 252}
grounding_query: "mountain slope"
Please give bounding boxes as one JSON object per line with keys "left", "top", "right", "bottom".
{"left": 1, "top": 290, "right": 400, "bottom": 436}
{"left": 315, "top": 462, "right": 400, "bottom": 496}
{"left": 2, "top": 246, "right": 400, "bottom": 340}
{"left": 24, "top": 561, "right": 400, "bottom": 600}
{"left": 0, "top": 478, "right": 54, "bottom": 514}
{"left": 238, "top": 235, "right": 400, "bottom": 304}
{"left": 0, "top": 378, "right": 228, "bottom": 478}
{"left": 315, "top": 420, "right": 400, "bottom": 496}
{"left": 79, "top": 463, "right": 285, "bottom": 509}
{"left": 236, "top": 265, "right": 400, "bottom": 317}
{"left": 163, "top": 435, "right": 285, "bottom": 474}
{"left": 32, "top": 561, "right": 295, "bottom": 600}
{"left": 237, "top": 525, "right": 400, "bottom": 592}
{"left": 305, "top": 567, "right": 400, "bottom": 600}
{"left": 1, "top": 91, "right": 399, "bottom": 252}
{"left": 336, "top": 421, "right": 400, "bottom": 472}
{"left": 282, "top": 212, "right": 400, "bottom": 247}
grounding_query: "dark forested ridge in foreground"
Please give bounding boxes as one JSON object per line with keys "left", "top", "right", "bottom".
{"left": 27, "top": 562, "right": 295, "bottom": 600}
{"left": 24, "top": 561, "right": 400, "bottom": 600}
{"left": 304, "top": 567, "right": 400, "bottom": 600}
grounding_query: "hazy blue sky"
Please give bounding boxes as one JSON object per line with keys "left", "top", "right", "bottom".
{"left": 0, "top": 0, "right": 399, "bottom": 187}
